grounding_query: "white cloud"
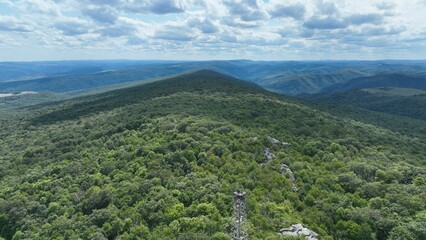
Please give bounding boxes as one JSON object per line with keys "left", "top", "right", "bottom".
{"left": 0, "top": 15, "right": 35, "bottom": 32}
{"left": 188, "top": 18, "right": 219, "bottom": 34}
{"left": 0, "top": 0, "right": 425, "bottom": 60}
{"left": 154, "top": 25, "right": 195, "bottom": 41}
{"left": 15, "top": 0, "right": 61, "bottom": 16}
{"left": 268, "top": 3, "right": 306, "bottom": 20}
{"left": 124, "top": 0, "right": 188, "bottom": 14}
{"left": 82, "top": 6, "right": 119, "bottom": 24}
{"left": 54, "top": 18, "right": 90, "bottom": 36}
{"left": 376, "top": 2, "right": 396, "bottom": 10}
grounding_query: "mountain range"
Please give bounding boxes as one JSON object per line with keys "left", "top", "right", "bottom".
{"left": 1, "top": 60, "right": 426, "bottom": 95}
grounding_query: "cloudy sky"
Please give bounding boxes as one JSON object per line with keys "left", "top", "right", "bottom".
{"left": 0, "top": 0, "right": 425, "bottom": 61}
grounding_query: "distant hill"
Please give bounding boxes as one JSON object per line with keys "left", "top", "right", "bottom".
{"left": 0, "top": 63, "right": 200, "bottom": 93}
{"left": 2, "top": 60, "right": 426, "bottom": 95}
{"left": 0, "top": 60, "right": 179, "bottom": 82}
{"left": 259, "top": 69, "right": 367, "bottom": 95}
{"left": 32, "top": 69, "right": 266, "bottom": 124}
{"left": 322, "top": 74, "right": 426, "bottom": 93}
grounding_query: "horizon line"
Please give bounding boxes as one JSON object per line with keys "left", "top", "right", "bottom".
{"left": 2, "top": 58, "right": 426, "bottom": 63}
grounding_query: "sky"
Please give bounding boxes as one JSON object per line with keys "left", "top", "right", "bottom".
{"left": 0, "top": 0, "right": 425, "bottom": 61}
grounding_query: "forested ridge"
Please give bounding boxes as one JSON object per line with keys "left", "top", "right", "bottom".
{"left": 0, "top": 70, "right": 425, "bottom": 240}
{"left": 305, "top": 90, "right": 426, "bottom": 121}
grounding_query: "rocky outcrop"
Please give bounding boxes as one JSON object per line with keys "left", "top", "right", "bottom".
{"left": 279, "top": 223, "right": 318, "bottom": 240}
{"left": 263, "top": 148, "right": 275, "bottom": 163}
{"left": 281, "top": 164, "right": 298, "bottom": 191}
{"left": 249, "top": 136, "right": 258, "bottom": 141}
{"left": 267, "top": 136, "right": 292, "bottom": 147}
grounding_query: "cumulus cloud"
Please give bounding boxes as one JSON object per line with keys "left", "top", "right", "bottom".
{"left": 223, "top": 0, "right": 267, "bottom": 22}
{"left": 86, "top": 0, "right": 123, "bottom": 6}
{"left": 99, "top": 24, "right": 136, "bottom": 37}
{"left": 82, "top": 6, "right": 119, "bottom": 24}
{"left": 97, "top": 17, "right": 142, "bottom": 37}
{"left": 304, "top": 12, "right": 385, "bottom": 30}
{"left": 376, "top": 2, "right": 396, "bottom": 10}
{"left": 268, "top": 3, "right": 306, "bottom": 20}
{"left": 82, "top": 0, "right": 187, "bottom": 15}
{"left": 0, "top": 16, "right": 35, "bottom": 32}
{"left": 127, "top": 36, "right": 146, "bottom": 45}
{"left": 303, "top": 16, "right": 347, "bottom": 29}
{"left": 188, "top": 18, "right": 219, "bottom": 34}
{"left": 350, "top": 26, "right": 405, "bottom": 36}
{"left": 219, "top": 30, "right": 240, "bottom": 43}
{"left": 243, "top": 32, "right": 284, "bottom": 46}
{"left": 222, "top": 17, "right": 263, "bottom": 28}
{"left": 154, "top": 25, "right": 194, "bottom": 41}
{"left": 54, "top": 18, "right": 90, "bottom": 36}
{"left": 0, "top": 0, "right": 425, "bottom": 60}
{"left": 346, "top": 13, "right": 383, "bottom": 25}
{"left": 317, "top": 1, "right": 339, "bottom": 16}
{"left": 18, "top": 0, "right": 61, "bottom": 16}
{"left": 126, "top": 0, "right": 186, "bottom": 14}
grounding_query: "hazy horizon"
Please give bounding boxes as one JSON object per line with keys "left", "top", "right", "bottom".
{"left": 2, "top": 58, "right": 426, "bottom": 63}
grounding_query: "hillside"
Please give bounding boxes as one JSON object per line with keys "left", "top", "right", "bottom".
{"left": 0, "top": 70, "right": 425, "bottom": 240}
{"left": 322, "top": 74, "right": 426, "bottom": 93}
{"left": 0, "top": 92, "right": 66, "bottom": 112}
{"left": 259, "top": 69, "right": 367, "bottom": 95}
{"left": 299, "top": 95, "right": 426, "bottom": 140}
{"left": 363, "top": 87, "right": 426, "bottom": 96}
{"left": 306, "top": 89, "right": 426, "bottom": 122}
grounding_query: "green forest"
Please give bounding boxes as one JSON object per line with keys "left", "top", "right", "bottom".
{"left": 0, "top": 70, "right": 425, "bottom": 239}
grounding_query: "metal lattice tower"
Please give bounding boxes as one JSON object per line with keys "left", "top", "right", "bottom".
{"left": 232, "top": 190, "right": 249, "bottom": 240}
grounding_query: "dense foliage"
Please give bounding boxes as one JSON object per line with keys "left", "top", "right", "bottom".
{"left": 305, "top": 90, "right": 426, "bottom": 121}
{"left": 301, "top": 98, "right": 426, "bottom": 140}
{"left": 0, "top": 92, "right": 64, "bottom": 113}
{"left": 0, "top": 70, "right": 425, "bottom": 239}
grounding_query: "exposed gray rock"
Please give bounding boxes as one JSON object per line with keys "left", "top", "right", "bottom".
{"left": 279, "top": 223, "right": 318, "bottom": 240}
{"left": 263, "top": 148, "right": 275, "bottom": 162}
{"left": 293, "top": 223, "right": 303, "bottom": 232}
{"left": 267, "top": 136, "right": 292, "bottom": 147}
{"left": 268, "top": 136, "right": 281, "bottom": 145}
{"left": 301, "top": 228, "right": 310, "bottom": 236}
{"left": 281, "top": 164, "right": 298, "bottom": 191}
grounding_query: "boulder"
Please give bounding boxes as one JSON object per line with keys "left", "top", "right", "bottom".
{"left": 263, "top": 148, "right": 275, "bottom": 162}
{"left": 279, "top": 223, "right": 318, "bottom": 240}
{"left": 267, "top": 136, "right": 292, "bottom": 147}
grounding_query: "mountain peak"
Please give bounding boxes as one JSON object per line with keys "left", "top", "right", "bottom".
{"left": 145, "top": 69, "right": 264, "bottom": 94}
{"left": 188, "top": 69, "right": 225, "bottom": 76}
{"left": 32, "top": 70, "right": 266, "bottom": 124}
